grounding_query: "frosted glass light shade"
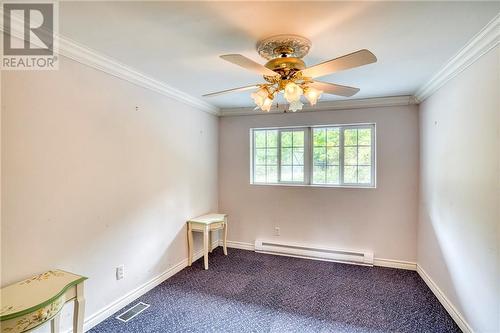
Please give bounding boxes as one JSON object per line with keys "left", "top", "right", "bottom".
{"left": 284, "top": 82, "right": 303, "bottom": 102}
{"left": 261, "top": 96, "right": 273, "bottom": 112}
{"left": 289, "top": 100, "right": 303, "bottom": 112}
{"left": 304, "top": 87, "right": 323, "bottom": 106}
{"left": 251, "top": 88, "right": 268, "bottom": 108}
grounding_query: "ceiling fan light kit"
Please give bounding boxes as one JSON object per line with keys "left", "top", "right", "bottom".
{"left": 203, "top": 34, "right": 377, "bottom": 113}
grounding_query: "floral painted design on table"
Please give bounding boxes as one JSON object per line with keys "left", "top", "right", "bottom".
{"left": 2, "top": 299, "right": 63, "bottom": 333}
{"left": 20, "top": 271, "right": 65, "bottom": 285}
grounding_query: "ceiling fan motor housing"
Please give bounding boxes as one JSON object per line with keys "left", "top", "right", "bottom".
{"left": 264, "top": 57, "right": 306, "bottom": 72}
{"left": 257, "top": 34, "right": 311, "bottom": 79}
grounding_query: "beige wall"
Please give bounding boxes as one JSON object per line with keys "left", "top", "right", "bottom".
{"left": 219, "top": 105, "right": 419, "bottom": 262}
{"left": 1, "top": 57, "right": 218, "bottom": 331}
{"left": 418, "top": 46, "right": 499, "bottom": 333}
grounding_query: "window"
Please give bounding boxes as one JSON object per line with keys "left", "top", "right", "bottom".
{"left": 253, "top": 129, "right": 278, "bottom": 183}
{"left": 312, "top": 127, "right": 340, "bottom": 184}
{"left": 280, "top": 130, "right": 305, "bottom": 183}
{"left": 251, "top": 124, "right": 375, "bottom": 187}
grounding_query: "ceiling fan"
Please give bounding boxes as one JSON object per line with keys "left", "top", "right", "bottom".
{"left": 203, "top": 35, "right": 377, "bottom": 112}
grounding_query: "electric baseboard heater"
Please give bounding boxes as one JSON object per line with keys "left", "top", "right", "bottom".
{"left": 254, "top": 239, "right": 374, "bottom": 266}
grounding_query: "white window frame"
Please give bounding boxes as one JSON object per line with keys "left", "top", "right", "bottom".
{"left": 250, "top": 123, "right": 376, "bottom": 188}
{"left": 250, "top": 126, "right": 309, "bottom": 185}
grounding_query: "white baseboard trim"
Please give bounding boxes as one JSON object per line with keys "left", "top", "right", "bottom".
{"left": 64, "top": 242, "right": 217, "bottom": 333}
{"left": 224, "top": 240, "right": 417, "bottom": 270}
{"left": 373, "top": 258, "right": 417, "bottom": 271}
{"left": 416, "top": 264, "right": 473, "bottom": 333}
{"left": 225, "top": 240, "right": 255, "bottom": 251}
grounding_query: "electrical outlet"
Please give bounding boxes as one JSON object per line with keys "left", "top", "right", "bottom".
{"left": 274, "top": 227, "right": 280, "bottom": 236}
{"left": 116, "top": 265, "right": 125, "bottom": 280}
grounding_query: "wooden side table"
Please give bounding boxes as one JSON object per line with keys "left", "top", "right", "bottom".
{"left": 187, "top": 213, "right": 228, "bottom": 270}
{"left": 0, "top": 270, "right": 87, "bottom": 333}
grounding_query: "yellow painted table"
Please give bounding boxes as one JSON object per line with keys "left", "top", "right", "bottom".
{"left": 0, "top": 270, "right": 87, "bottom": 333}
{"left": 187, "top": 213, "right": 228, "bottom": 270}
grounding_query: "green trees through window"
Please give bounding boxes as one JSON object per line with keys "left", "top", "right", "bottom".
{"left": 253, "top": 130, "right": 278, "bottom": 183}
{"left": 252, "top": 124, "right": 375, "bottom": 187}
{"left": 280, "top": 130, "right": 304, "bottom": 182}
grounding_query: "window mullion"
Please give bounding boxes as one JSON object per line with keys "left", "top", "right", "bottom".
{"left": 305, "top": 127, "right": 311, "bottom": 185}
{"left": 371, "top": 124, "right": 376, "bottom": 187}
{"left": 264, "top": 131, "right": 268, "bottom": 182}
{"left": 277, "top": 129, "right": 282, "bottom": 183}
{"left": 251, "top": 130, "right": 255, "bottom": 183}
{"left": 339, "top": 127, "right": 345, "bottom": 186}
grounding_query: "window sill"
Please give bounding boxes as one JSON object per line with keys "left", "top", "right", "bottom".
{"left": 250, "top": 182, "right": 377, "bottom": 189}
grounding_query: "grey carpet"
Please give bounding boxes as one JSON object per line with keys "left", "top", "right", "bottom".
{"left": 89, "top": 248, "right": 460, "bottom": 332}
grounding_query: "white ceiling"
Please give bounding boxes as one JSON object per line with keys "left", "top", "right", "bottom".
{"left": 59, "top": 1, "right": 499, "bottom": 109}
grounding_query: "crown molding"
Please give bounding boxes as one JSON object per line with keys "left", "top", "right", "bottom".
{"left": 57, "top": 37, "right": 220, "bottom": 115}
{"left": 0, "top": 10, "right": 219, "bottom": 115}
{"left": 219, "top": 95, "right": 417, "bottom": 117}
{"left": 415, "top": 13, "right": 500, "bottom": 103}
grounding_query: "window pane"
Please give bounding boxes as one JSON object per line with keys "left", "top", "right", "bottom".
{"left": 267, "top": 130, "right": 278, "bottom": 147}
{"left": 326, "top": 166, "right": 340, "bottom": 184}
{"left": 344, "top": 166, "right": 357, "bottom": 183}
{"left": 293, "top": 148, "right": 304, "bottom": 165}
{"left": 281, "top": 131, "right": 293, "bottom": 147}
{"left": 358, "top": 166, "right": 371, "bottom": 184}
{"left": 344, "top": 147, "right": 357, "bottom": 166}
{"left": 281, "top": 166, "right": 292, "bottom": 181}
{"left": 293, "top": 131, "right": 304, "bottom": 147}
{"left": 313, "top": 165, "right": 326, "bottom": 184}
{"left": 255, "top": 166, "right": 266, "bottom": 182}
{"left": 252, "top": 125, "right": 374, "bottom": 186}
{"left": 344, "top": 129, "right": 357, "bottom": 146}
{"left": 292, "top": 166, "right": 304, "bottom": 182}
{"left": 281, "top": 147, "right": 292, "bottom": 165}
{"left": 327, "top": 147, "right": 339, "bottom": 165}
{"left": 327, "top": 129, "right": 339, "bottom": 146}
{"left": 267, "top": 166, "right": 278, "bottom": 183}
{"left": 267, "top": 148, "right": 278, "bottom": 165}
{"left": 313, "top": 128, "right": 326, "bottom": 146}
{"left": 313, "top": 147, "right": 326, "bottom": 165}
{"left": 358, "top": 147, "right": 371, "bottom": 165}
{"left": 358, "top": 129, "right": 371, "bottom": 145}
{"left": 255, "top": 131, "right": 266, "bottom": 148}
{"left": 255, "top": 148, "right": 266, "bottom": 164}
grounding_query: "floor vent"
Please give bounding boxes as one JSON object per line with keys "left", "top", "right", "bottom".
{"left": 255, "top": 239, "right": 374, "bottom": 266}
{"left": 116, "top": 302, "right": 150, "bottom": 323}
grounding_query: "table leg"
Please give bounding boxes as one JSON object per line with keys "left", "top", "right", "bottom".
{"left": 203, "top": 225, "right": 209, "bottom": 270}
{"left": 51, "top": 312, "right": 61, "bottom": 333}
{"left": 223, "top": 216, "right": 228, "bottom": 256}
{"left": 209, "top": 230, "right": 213, "bottom": 253}
{"left": 187, "top": 223, "right": 193, "bottom": 266}
{"left": 73, "top": 282, "right": 85, "bottom": 333}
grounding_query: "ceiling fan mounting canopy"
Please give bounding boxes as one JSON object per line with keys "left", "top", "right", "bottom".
{"left": 257, "top": 35, "right": 311, "bottom": 78}
{"left": 257, "top": 34, "right": 312, "bottom": 60}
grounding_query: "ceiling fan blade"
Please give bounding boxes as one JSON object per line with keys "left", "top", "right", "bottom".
{"left": 202, "top": 84, "right": 260, "bottom": 97}
{"left": 301, "top": 49, "right": 377, "bottom": 78}
{"left": 310, "top": 81, "right": 360, "bottom": 97}
{"left": 220, "top": 54, "right": 278, "bottom": 77}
